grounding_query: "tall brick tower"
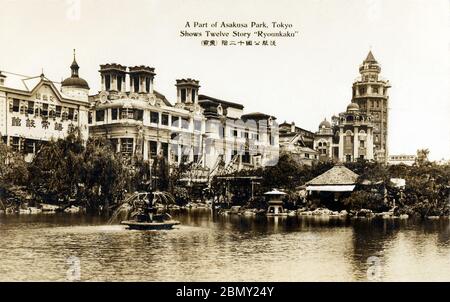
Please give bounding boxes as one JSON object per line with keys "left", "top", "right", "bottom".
{"left": 351, "top": 51, "right": 391, "bottom": 162}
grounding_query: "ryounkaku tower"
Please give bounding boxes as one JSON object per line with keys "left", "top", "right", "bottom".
{"left": 351, "top": 51, "right": 391, "bottom": 163}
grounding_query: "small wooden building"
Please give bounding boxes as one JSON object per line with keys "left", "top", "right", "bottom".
{"left": 305, "top": 165, "right": 359, "bottom": 207}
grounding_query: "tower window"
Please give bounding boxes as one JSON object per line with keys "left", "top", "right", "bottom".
{"left": 117, "top": 75, "right": 122, "bottom": 91}
{"left": 133, "top": 76, "right": 139, "bottom": 92}
{"left": 105, "top": 75, "right": 111, "bottom": 91}
{"left": 146, "top": 77, "right": 151, "bottom": 92}
{"left": 180, "top": 89, "right": 187, "bottom": 102}
{"left": 372, "top": 86, "right": 379, "bottom": 94}
{"left": 191, "top": 89, "right": 196, "bottom": 102}
{"left": 359, "top": 87, "right": 366, "bottom": 95}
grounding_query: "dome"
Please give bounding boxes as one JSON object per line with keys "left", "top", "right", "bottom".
{"left": 61, "top": 77, "right": 90, "bottom": 89}
{"left": 319, "top": 119, "right": 331, "bottom": 129}
{"left": 346, "top": 102, "right": 359, "bottom": 112}
{"left": 61, "top": 50, "right": 90, "bottom": 90}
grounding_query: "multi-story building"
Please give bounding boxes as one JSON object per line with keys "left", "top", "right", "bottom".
{"left": 0, "top": 52, "right": 90, "bottom": 161}
{"left": 278, "top": 121, "right": 318, "bottom": 165}
{"left": 313, "top": 102, "right": 375, "bottom": 162}
{"left": 311, "top": 51, "right": 390, "bottom": 163}
{"left": 89, "top": 64, "right": 204, "bottom": 167}
{"left": 351, "top": 51, "right": 390, "bottom": 162}
{"left": 88, "top": 63, "right": 279, "bottom": 174}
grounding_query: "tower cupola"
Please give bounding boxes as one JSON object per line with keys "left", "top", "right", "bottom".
{"left": 175, "top": 78, "right": 200, "bottom": 104}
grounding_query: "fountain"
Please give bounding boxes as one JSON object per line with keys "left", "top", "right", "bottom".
{"left": 109, "top": 191, "right": 180, "bottom": 230}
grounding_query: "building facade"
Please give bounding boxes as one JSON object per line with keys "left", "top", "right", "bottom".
{"left": 279, "top": 121, "right": 318, "bottom": 165}
{"left": 351, "top": 51, "right": 390, "bottom": 162}
{"left": 88, "top": 63, "right": 279, "bottom": 174}
{"left": 0, "top": 53, "right": 90, "bottom": 161}
{"left": 311, "top": 51, "right": 390, "bottom": 163}
{"left": 313, "top": 102, "right": 375, "bottom": 163}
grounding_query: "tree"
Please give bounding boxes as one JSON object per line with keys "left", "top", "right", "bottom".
{"left": 416, "top": 148, "right": 430, "bottom": 167}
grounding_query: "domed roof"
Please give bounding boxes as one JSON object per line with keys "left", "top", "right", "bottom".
{"left": 347, "top": 102, "right": 359, "bottom": 112}
{"left": 319, "top": 119, "right": 331, "bottom": 129}
{"left": 61, "top": 50, "right": 90, "bottom": 90}
{"left": 61, "top": 77, "right": 89, "bottom": 89}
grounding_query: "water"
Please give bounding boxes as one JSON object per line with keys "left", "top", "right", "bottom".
{"left": 1, "top": 210, "right": 450, "bottom": 281}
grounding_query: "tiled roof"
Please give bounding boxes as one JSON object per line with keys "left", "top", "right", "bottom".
{"left": 306, "top": 165, "right": 359, "bottom": 186}
{"left": 364, "top": 51, "right": 377, "bottom": 63}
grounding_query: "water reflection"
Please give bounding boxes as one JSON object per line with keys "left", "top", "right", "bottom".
{"left": 0, "top": 211, "right": 449, "bottom": 281}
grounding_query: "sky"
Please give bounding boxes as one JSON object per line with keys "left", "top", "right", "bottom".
{"left": 0, "top": 0, "right": 449, "bottom": 160}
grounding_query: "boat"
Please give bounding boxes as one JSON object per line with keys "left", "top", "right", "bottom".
{"left": 119, "top": 191, "right": 181, "bottom": 230}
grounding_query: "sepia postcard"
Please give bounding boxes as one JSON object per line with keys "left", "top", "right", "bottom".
{"left": 0, "top": 0, "right": 449, "bottom": 294}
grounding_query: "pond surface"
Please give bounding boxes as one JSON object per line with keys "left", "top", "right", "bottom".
{"left": 1, "top": 210, "right": 450, "bottom": 281}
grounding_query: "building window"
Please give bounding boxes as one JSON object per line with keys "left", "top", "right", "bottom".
{"left": 242, "top": 151, "right": 251, "bottom": 164}
{"left": 42, "top": 103, "right": 49, "bottom": 117}
{"left": 68, "top": 108, "right": 75, "bottom": 120}
{"left": 172, "top": 116, "right": 180, "bottom": 128}
{"left": 111, "top": 108, "right": 118, "bottom": 120}
{"left": 360, "top": 140, "right": 365, "bottom": 148}
{"left": 117, "top": 75, "right": 122, "bottom": 91}
{"left": 232, "top": 129, "right": 238, "bottom": 137}
{"left": 133, "top": 76, "right": 139, "bottom": 92}
{"left": 150, "top": 111, "right": 159, "bottom": 124}
{"left": 181, "top": 145, "right": 189, "bottom": 163}
{"left": 133, "top": 109, "right": 143, "bottom": 121}
{"left": 161, "top": 142, "right": 169, "bottom": 159}
{"left": 11, "top": 137, "right": 20, "bottom": 152}
{"left": 28, "top": 101, "right": 35, "bottom": 115}
{"left": 149, "top": 141, "right": 158, "bottom": 159}
{"left": 105, "top": 75, "right": 111, "bottom": 91}
{"left": 372, "top": 86, "right": 379, "bottom": 94}
{"left": 180, "top": 89, "right": 186, "bottom": 102}
{"left": 181, "top": 118, "right": 189, "bottom": 129}
{"left": 145, "top": 77, "right": 151, "bottom": 92}
{"left": 161, "top": 114, "right": 169, "bottom": 126}
{"left": 55, "top": 106, "right": 61, "bottom": 118}
{"left": 191, "top": 89, "right": 196, "bottom": 102}
{"left": 194, "top": 120, "right": 202, "bottom": 131}
{"left": 88, "top": 112, "right": 92, "bottom": 124}
{"left": 96, "top": 110, "right": 105, "bottom": 122}
{"left": 24, "top": 139, "right": 35, "bottom": 154}
{"left": 121, "top": 138, "right": 134, "bottom": 155}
